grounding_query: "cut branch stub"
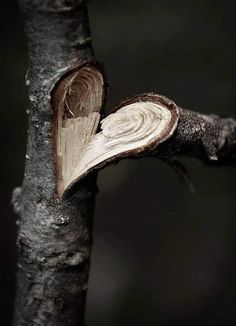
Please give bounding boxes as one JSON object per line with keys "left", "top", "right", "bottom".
{"left": 52, "top": 63, "right": 105, "bottom": 197}
{"left": 61, "top": 94, "right": 179, "bottom": 197}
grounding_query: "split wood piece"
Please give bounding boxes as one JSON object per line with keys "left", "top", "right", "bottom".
{"left": 53, "top": 64, "right": 105, "bottom": 197}
{"left": 62, "top": 94, "right": 179, "bottom": 197}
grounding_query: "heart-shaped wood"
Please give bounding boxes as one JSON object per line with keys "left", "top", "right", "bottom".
{"left": 53, "top": 66, "right": 179, "bottom": 198}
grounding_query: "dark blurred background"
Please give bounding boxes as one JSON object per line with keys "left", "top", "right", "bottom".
{"left": 1, "top": 0, "right": 236, "bottom": 325}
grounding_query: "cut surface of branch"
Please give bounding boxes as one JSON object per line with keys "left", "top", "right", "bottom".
{"left": 63, "top": 94, "right": 179, "bottom": 195}
{"left": 58, "top": 91, "right": 236, "bottom": 198}
{"left": 15, "top": 0, "right": 105, "bottom": 325}
{"left": 53, "top": 64, "right": 104, "bottom": 197}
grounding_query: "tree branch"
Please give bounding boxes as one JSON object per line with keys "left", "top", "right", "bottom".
{"left": 157, "top": 104, "right": 236, "bottom": 165}
{"left": 57, "top": 93, "right": 236, "bottom": 197}
{"left": 14, "top": 1, "right": 236, "bottom": 325}
{"left": 14, "top": 1, "right": 105, "bottom": 325}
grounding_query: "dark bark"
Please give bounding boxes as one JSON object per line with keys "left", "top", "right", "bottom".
{"left": 13, "top": 1, "right": 236, "bottom": 325}
{"left": 13, "top": 1, "right": 103, "bottom": 325}
{"left": 112, "top": 94, "right": 236, "bottom": 166}
{"left": 155, "top": 106, "right": 236, "bottom": 165}
{"left": 59, "top": 94, "right": 236, "bottom": 189}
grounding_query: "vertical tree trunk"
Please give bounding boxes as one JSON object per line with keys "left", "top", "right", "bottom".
{"left": 13, "top": 1, "right": 104, "bottom": 325}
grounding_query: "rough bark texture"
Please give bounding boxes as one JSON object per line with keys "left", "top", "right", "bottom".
{"left": 57, "top": 94, "right": 236, "bottom": 187}
{"left": 155, "top": 106, "right": 236, "bottom": 165}
{"left": 13, "top": 1, "right": 102, "bottom": 325}
{"left": 13, "top": 1, "right": 236, "bottom": 325}
{"left": 108, "top": 94, "right": 236, "bottom": 166}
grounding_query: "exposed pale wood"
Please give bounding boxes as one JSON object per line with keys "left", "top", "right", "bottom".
{"left": 56, "top": 91, "right": 236, "bottom": 198}
{"left": 15, "top": 0, "right": 236, "bottom": 324}
{"left": 14, "top": 1, "right": 106, "bottom": 325}
{"left": 53, "top": 65, "right": 104, "bottom": 197}
{"left": 59, "top": 94, "right": 179, "bottom": 196}
{"left": 57, "top": 113, "right": 100, "bottom": 196}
